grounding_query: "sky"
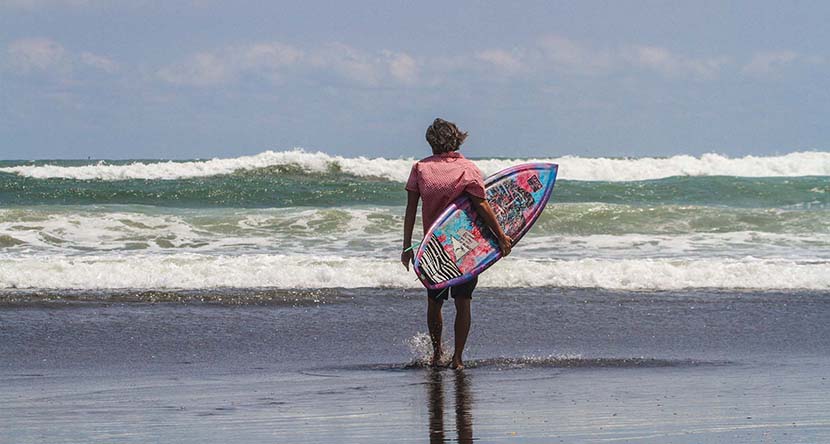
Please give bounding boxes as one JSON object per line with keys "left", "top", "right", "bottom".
{"left": 1, "top": 0, "right": 829, "bottom": 159}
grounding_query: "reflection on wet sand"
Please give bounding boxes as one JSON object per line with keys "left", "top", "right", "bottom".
{"left": 454, "top": 371, "right": 473, "bottom": 443}
{"left": 427, "top": 370, "right": 445, "bottom": 443}
{"left": 427, "top": 369, "right": 473, "bottom": 443}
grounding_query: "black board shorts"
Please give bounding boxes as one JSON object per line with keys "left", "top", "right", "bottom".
{"left": 427, "top": 276, "right": 478, "bottom": 301}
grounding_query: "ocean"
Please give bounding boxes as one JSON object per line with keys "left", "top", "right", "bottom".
{"left": 1, "top": 149, "right": 829, "bottom": 293}
{"left": 1, "top": 150, "right": 829, "bottom": 443}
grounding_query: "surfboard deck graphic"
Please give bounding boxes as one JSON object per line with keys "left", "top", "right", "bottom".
{"left": 413, "top": 163, "right": 558, "bottom": 290}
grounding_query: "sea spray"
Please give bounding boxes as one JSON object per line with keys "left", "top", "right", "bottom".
{"left": 3, "top": 149, "right": 830, "bottom": 181}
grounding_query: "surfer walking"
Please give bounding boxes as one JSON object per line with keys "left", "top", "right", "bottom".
{"left": 401, "top": 118, "right": 512, "bottom": 370}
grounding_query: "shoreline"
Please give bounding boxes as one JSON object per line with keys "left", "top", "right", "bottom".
{"left": 2, "top": 358, "right": 828, "bottom": 443}
{"left": 2, "top": 286, "right": 829, "bottom": 304}
{"left": 2, "top": 287, "right": 828, "bottom": 442}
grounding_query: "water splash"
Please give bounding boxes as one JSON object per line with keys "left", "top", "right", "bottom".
{"left": 405, "top": 332, "right": 454, "bottom": 368}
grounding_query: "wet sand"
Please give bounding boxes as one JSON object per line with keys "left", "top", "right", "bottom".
{"left": 1, "top": 288, "right": 829, "bottom": 443}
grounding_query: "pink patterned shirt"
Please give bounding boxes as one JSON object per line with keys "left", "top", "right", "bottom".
{"left": 405, "top": 151, "right": 486, "bottom": 232}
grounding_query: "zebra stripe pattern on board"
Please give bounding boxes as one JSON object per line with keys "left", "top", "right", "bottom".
{"left": 419, "top": 235, "right": 462, "bottom": 284}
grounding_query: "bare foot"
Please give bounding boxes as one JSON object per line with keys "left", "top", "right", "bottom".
{"left": 431, "top": 349, "right": 443, "bottom": 367}
{"left": 450, "top": 355, "right": 464, "bottom": 370}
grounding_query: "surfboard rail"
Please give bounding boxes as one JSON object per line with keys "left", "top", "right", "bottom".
{"left": 413, "top": 162, "right": 558, "bottom": 290}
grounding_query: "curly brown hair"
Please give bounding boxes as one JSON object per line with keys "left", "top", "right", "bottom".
{"left": 425, "top": 118, "right": 468, "bottom": 154}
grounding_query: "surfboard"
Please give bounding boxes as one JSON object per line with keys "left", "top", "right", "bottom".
{"left": 413, "top": 163, "right": 558, "bottom": 290}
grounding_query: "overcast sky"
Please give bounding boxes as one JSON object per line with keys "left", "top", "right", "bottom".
{"left": 1, "top": 0, "right": 829, "bottom": 159}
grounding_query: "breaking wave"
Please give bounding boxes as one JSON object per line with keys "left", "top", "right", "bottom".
{"left": 2, "top": 205, "right": 829, "bottom": 261}
{"left": 1, "top": 254, "right": 828, "bottom": 291}
{"left": 2, "top": 149, "right": 830, "bottom": 182}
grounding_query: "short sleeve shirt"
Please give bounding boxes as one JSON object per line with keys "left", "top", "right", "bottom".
{"left": 405, "top": 151, "right": 486, "bottom": 232}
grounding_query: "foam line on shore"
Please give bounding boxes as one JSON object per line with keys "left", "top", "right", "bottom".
{"left": 1, "top": 254, "right": 828, "bottom": 291}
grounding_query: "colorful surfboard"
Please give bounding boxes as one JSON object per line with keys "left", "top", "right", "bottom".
{"left": 413, "top": 163, "right": 558, "bottom": 290}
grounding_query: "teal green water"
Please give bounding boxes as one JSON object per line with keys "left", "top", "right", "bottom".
{"left": 2, "top": 167, "right": 828, "bottom": 209}
{"left": 2, "top": 156, "right": 830, "bottom": 291}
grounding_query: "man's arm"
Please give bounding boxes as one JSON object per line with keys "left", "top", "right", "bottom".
{"left": 469, "top": 195, "right": 512, "bottom": 256}
{"left": 401, "top": 190, "right": 419, "bottom": 270}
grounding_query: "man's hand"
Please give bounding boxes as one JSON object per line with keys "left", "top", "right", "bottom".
{"left": 469, "top": 196, "right": 514, "bottom": 258}
{"left": 401, "top": 249, "right": 414, "bottom": 271}
{"left": 498, "top": 235, "right": 513, "bottom": 257}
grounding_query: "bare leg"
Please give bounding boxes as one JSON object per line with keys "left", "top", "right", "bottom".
{"left": 451, "top": 296, "right": 471, "bottom": 370}
{"left": 427, "top": 296, "right": 444, "bottom": 366}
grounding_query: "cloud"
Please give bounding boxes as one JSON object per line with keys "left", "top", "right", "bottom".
{"left": 157, "top": 52, "right": 228, "bottom": 86}
{"left": 532, "top": 36, "right": 729, "bottom": 79}
{"left": 6, "top": 37, "right": 121, "bottom": 80}
{"left": 626, "top": 46, "right": 728, "bottom": 79}
{"left": 80, "top": 51, "right": 119, "bottom": 73}
{"left": 387, "top": 51, "right": 418, "bottom": 84}
{"left": 155, "top": 35, "right": 742, "bottom": 91}
{"left": 742, "top": 51, "right": 799, "bottom": 75}
{"left": 537, "top": 36, "right": 614, "bottom": 75}
{"left": 7, "top": 37, "right": 69, "bottom": 73}
{"left": 475, "top": 49, "right": 524, "bottom": 75}
{"left": 309, "top": 44, "right": 419, "bottom": 87}
{"left": 242, "top": 43, "right": 303, "bottom": 72}
{"left": 157, "top": 42, "right": 302, "bottom": 86}
{"left": 310, "top": 43, "right": 383, "bottom": 86}
{"left": 158, "top": 41, "right": 419, "bottom": 88}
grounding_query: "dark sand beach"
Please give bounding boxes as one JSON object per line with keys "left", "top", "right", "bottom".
{"left": 2, "top": 288, "right": 828, "bottom": 443}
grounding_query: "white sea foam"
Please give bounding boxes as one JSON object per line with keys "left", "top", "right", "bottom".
{"left": 1, "top": 254, "right": 828, "bottom": 290}
{"left": 516, "top": 232, "right": 830, "bottom": 260}
{"left": 3, "top": 207, "right": 829, "bottom": 260}
{"left": 2, "top": 149, "right": 829, "bottom": 182}
{"left": 0, "top": 207, "right": 404, "bottom": 254}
